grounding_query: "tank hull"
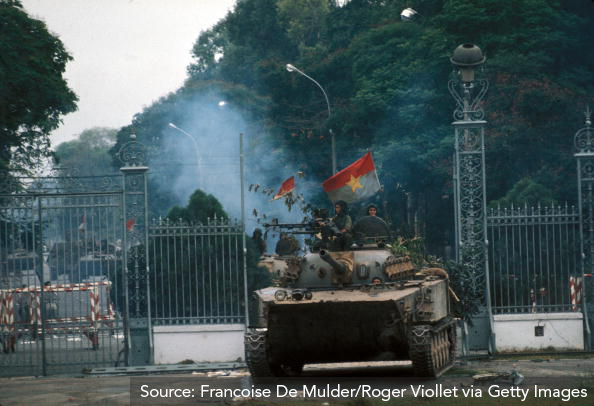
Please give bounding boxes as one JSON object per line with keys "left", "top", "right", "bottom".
{"left": 246, "top": 278, "right": 456, "bottom": 377}
{"left": 266, "top": 300, "right": 410, "bottom": 364}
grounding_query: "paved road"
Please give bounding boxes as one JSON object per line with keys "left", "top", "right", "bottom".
{"left": 0, "top": 332, "right": 125, "bottom": 377}
{"left": 0, "top": 358, "right": 593, "bottom": 405}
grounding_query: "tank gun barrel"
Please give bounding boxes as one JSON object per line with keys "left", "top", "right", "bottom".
{"left": 263, "top": 220, "right": 326, "bottom": 233}
{"left": 263, "top": 222, "right": 313, "bottom": 229}
{"left": 319, "top": 249, "right": 347, "bottom": 275}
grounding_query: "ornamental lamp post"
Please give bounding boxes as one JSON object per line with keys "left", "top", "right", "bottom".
{"left": 450, "top": 43, "right": 485, "bottom": 83}
{"left": 286, "top": 63, "right": 336, "bottom": 174}
{"left": 449, "top": 43, "right": 494, "bottom": 353}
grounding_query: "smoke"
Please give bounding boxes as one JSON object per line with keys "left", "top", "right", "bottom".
{"left": 149, "top": 91, "right": 319, "bottom": 247}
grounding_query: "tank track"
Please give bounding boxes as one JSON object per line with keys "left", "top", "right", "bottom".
{"left": 409, "top": 319, "right": 456, "bottom": 377}
{"left": 245, "top": 328, "right": 304, "bottom": 378}
{"left": 244, "top": 328, "right": 277, "bottom": 377}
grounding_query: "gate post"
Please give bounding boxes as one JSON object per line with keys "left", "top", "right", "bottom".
{"left": 575, "top": 107, "right": 593, "bottom": 350}
{"left": 449, "top": 44, "right": 495, "bottom": 353}
{"left": 118, "top": 134, "right": 152, "bottom": 365}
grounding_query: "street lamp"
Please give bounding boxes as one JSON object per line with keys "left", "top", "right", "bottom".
{"left": 208, "top": 101, "right": 249, "bottom": 326}
{"left": 400, "top": 8, "right": 418, "bottom": 21}
{"left": 448, "top": 43, "right": 493, "bottom": 353}
{"left": 168, "top": 122, "right": 203, "bottom": 188}
{"left": 449, "top": 43, "right": 487, "bottom": 121}
{"left": 286, "top": 63, "right": 336, "bottom": 174}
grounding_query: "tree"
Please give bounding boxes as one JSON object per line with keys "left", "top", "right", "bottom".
{"left": 0, "top": 0, "right": 77, "bottom": 174}
{"left": 54, "top": 127, "right": 118, "bottom": 177}
{"left": 114, "top": 0, "right": 594, "bottom": 256}
{"left": 167, "top": 190, "right": 228, "bottom": 224}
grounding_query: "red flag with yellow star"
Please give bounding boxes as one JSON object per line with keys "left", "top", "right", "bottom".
{"left": 272, "top": 176, "right": 295, "bottom": 200}
{"left": 322, "top": 152, "right": 380, "bottom": 203}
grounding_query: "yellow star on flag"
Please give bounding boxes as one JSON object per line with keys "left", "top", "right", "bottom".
{"left": 346, "top": 174, "right": 363, "bottom": 193}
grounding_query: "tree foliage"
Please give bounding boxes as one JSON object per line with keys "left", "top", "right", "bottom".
{"left": 0, "top": 0, "right": 77, "bottom": 174}
{"left": 114, "top": 0, "right": 594, "bottom": 255}
{"left": 167, "top": 189, "right": 228, "bottom": 224}
{"left": 54, "top": 127, "right": 118, "bottom": 177}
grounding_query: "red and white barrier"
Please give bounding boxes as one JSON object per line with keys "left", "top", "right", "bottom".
{"left": 570, "top": 276, "right": 583, "bottom": 312}
{"left": 0, "top": 282, "right": 115, "bottom": 349}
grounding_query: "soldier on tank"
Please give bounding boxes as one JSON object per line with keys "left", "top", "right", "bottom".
{"left": 251, "top": 228, "right": 266, "bottom": 256}
{"left": 275, "top": 232, "right": 300, "bottom": 256}
{"left": 353, "top": 204, "right": 391, "bottom": 243}
{"left": 330, "top": 200, "right": 353, "bottom": 251}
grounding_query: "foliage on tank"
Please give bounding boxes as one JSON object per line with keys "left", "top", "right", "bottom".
{"left": 388, "top": 236, "right": 479, "bottom": 323}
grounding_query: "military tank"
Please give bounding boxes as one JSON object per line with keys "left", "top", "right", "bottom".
{"left": 245, "top": 215, "right": 456, "bottom": 378}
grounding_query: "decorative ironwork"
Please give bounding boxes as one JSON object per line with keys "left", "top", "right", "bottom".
{"left": 575, "top": 106, "right": 594, "bottom": 350}
{"left": 454, "top": 123, "right": 488, "bottom": 302}
{"left": 0, "top": 170, "right": 122, "bottom": 195}
{"left": 575, "top": 106, "right": 593, "bottom": 154}
{"left": 450, "top": 58, "right": 492, "bottom": 351}
{"left": 448, "top": 76, "right": 489, "bottom": 121}
{"left": 117, "top": 134, "right": 147, "bottom": 167}
{"left": 118, "top": 133, "right": 151, "bottom": 365}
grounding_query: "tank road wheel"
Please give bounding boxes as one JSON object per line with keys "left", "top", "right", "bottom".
{"left": 409, "top": 320, "right": 456, "bottom": 377}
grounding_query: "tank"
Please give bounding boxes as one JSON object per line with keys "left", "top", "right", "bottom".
{"left": 245, "top": 215, "right": 456, "bottom": 378}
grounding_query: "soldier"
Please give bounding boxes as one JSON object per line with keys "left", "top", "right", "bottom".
{"left": 275, "top": 233, "right": 300, "bottom": 256}
{"left": 353, "top": 204, "right": 391, "bottom": 241}
{"left": 331, "top": 200, "right": 353, "bottom": 251}
{"left": 251, "top": 228, "right": 266, "bottom": 256}
{"left": 367, "top": 204, "right": 378, "bottom": 217}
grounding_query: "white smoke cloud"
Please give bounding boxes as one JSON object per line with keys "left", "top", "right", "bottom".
{"left": 150, "top": 91, "right": 319, "bottom": 250}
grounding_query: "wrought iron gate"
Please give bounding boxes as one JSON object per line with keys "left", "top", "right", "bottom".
{"left": 450, "top": 45, "right": 592, "bottom": 352}
{"left": 0, "top": 177, "right": 127, "bottom": 376}
{"left": 575, "top": 108, "right": 594, "bottom": 349}
{"left": 0, "top": 135, "right": 151, "bottom": 376}
{"left": 486, "top": 204, "right": 581, "bottom": 314}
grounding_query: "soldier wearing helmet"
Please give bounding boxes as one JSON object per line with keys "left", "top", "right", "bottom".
{"left": 331, "top": 200, "right": 352, "bottom": 250}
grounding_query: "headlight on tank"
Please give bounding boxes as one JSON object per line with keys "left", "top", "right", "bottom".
{"left": 291, "top": 289, "right": 304, "bottom": 301}
{"left": 304, "top": 290, "right": 313, "bottom": 300}
{"left": 274, "top": 290, "right": 287, "bottom": 301}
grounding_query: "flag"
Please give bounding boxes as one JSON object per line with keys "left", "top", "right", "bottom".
{"left": 126, "top": 218, "right": 135, "bottom": 231}
{"left": 273, "top": 176, "right": 295, "bottom": 200}
{"left": 78, "top": 214, "right": 86, "bottom": 232}
{"left": 322, "top": 152, "right": 381, "bottom": 203}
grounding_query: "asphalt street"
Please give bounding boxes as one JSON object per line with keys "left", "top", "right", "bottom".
{"left": 0, "top": 358, "right": 593, "bottom": 406}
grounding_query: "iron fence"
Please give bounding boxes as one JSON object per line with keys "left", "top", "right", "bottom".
{"left": 148, "top": 217, "right": 245, "bottom": 326}
{"left": 487, "top": 204, "right": 581, "bottom": 314}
